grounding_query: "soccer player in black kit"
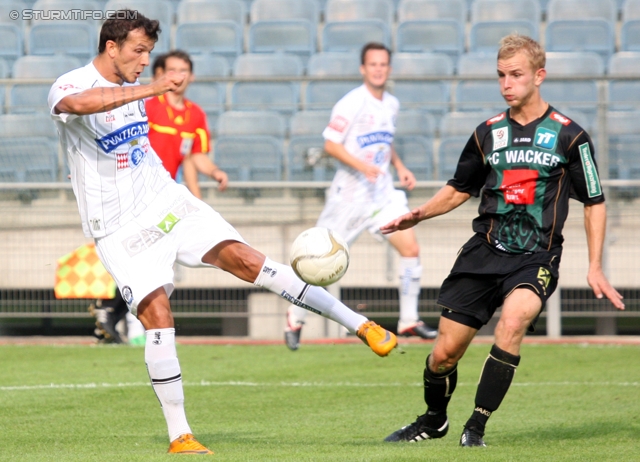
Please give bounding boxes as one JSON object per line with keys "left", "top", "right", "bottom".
{"left": 380, "top": 34, "right": 625, "bottom": 447}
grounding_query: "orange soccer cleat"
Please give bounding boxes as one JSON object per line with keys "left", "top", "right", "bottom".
{"left": 168, "top": 433, "right": 214, "bottom": 455}
{"left": 356, "top": 321, "right": 397, "bottom": 357}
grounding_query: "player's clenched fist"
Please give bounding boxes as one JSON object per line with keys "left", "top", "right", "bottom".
{"left": 153, "top": 71, "right": 186, "bottom": 94}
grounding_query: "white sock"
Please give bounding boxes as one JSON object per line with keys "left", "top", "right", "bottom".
{"left": 286, "top": 305, "right": 308, "bottom": 330}
{"left": 145, "top": 328, "right": 192, "bottom": 442}
{"left": 126, "top": 312, "right": 145, "bottom": 340}
{"left": 255, "top": 258, "right": 367, "bottom": 333}
{"left": 398, "top": 257, "right": 422, "bottom": 329}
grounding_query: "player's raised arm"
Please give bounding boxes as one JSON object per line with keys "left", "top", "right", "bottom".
{"left": 583, "top": 203, "right": 625, "bottom": 310}
{"left": 54, "top": 72, "right": 184, "bottom": 116}
{"left": 380, "top": 185, "right": 470, "bottom": 234}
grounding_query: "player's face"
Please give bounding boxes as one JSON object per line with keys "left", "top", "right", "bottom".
{"left": 112, "top": 28, "right": 156, "bottom": 84}
{"left": 163, "top": 56, "right": 194, "bottom": 95}
{"left": 497, "top": 51, "right": 545, "bottom": 110}
{"left": 360, "top": 49, "right": 391, "bottom": 90}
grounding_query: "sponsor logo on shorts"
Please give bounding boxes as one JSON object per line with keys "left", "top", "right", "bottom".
{"left": 89, "top": 218, "right": 102, "bottom": 231}
{"left": 280, "top": 290, "right": 321, "bottom": 315}
{"left": 537, "top": 267, "right": 551, "bottom": 290}
{"left": 121, "top": 227, "right": 165, "bottom": 257}
{"left": 579, "top": 143, "right": 602, "bottom": 198}
{"left": 492, "top": 126, "right": 509, "bottom": 151}
{"left": 122, "top": 286, "right": 134, "bottom": 306}
{"left": 157, "top": 213, "right": 180, "bottom": 234}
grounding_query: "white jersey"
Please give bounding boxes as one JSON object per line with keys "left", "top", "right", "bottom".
{"left": 323, "top": 84, "right": 399, "bottom": 204}
{"left": 48, "top": 62, "right": 173, "bottom": 238}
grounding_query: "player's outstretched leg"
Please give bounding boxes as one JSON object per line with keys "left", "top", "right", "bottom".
{"left": 145, "top": 327, "right": 213, "bottom": 455}
{"left": 459, "top": 344, "right": 520, "bottom": 447}
{"left": 385, "top": 355, "right": 456, "bottom": 441}
{"left": 255, "top": 257, "right": 397, "bottom": 356}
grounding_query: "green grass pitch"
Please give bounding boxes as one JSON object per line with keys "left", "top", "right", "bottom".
{"left": 0, "top": 341, "right": 639, "bottom": 461}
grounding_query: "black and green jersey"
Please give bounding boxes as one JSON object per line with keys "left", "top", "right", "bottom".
{"left": 448, "top": 106, "right": 604, "bottom": 255}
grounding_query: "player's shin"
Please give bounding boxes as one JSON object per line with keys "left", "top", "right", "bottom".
{"left": 254, "top": 257, "right": 367, "bottom": 332}
{"left": 423, "top": 355, "right": 457, "bottom": 427}
{"left": 466, "top": 344, "right": 520, "bottom": 433}
{"left": 398, "top": 257, "right": 422, "bottom": 327}
{"left": 145, "top": 328, "right": 192, "bottom": 442}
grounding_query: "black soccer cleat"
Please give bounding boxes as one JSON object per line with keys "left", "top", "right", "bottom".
{"left": 284, "top": 327, "right": 302, "bottom": 351}
{"left": 384, "top": 414, "right": 449, "bottom": 442}
{"left": 459, "top": 425, "right": 486, "bottom": 447}
{"left": 398, "top": 321, "right": 438, "bottom": 340}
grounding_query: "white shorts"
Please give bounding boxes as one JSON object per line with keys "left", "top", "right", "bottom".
{"left": 316, "top": 189, "right": 410, "bottom": 245}
{"left": 95, "top": 183, "right": 245, "bottom": 314}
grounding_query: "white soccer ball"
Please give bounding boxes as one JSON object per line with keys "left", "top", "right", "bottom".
{"left": 290, "top": 227, "right": 350, "bottom": 286}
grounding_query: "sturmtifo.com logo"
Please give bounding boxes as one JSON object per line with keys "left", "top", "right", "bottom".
{"left": 9, "top": 9, "right": 138, "bottom": 21}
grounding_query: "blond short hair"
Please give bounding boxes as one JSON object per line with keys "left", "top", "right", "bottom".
{"left": 498, "top": 34, "right": 546, "bottom": 70}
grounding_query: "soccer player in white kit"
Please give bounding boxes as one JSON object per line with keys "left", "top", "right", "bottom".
{"left": 48, "top": 11, "right": 397, "bottom": 455}
{"left": 284, "top": 43, "right": 437, "bottom": 351}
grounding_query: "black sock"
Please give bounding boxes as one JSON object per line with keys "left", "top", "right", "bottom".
{"left": 466, "top": 344, "right": 520, "bottom": 433}
{"left": 423, "top": 355, "right": 457, "bottom": 427}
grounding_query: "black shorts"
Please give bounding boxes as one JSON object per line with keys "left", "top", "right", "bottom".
{"left": 438, "top": 234, "right": 560, "bottom": 331}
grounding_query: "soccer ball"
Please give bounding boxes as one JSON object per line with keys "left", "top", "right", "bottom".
{"left": 290, "top": 227, "right": 350, "bottom": 286}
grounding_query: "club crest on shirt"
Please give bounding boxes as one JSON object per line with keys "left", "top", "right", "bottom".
{"left": 138, "top": 100, "right": 147, "bottom": 118}
{"left": 492, "top": 126, "right": 509, "bottom": 151}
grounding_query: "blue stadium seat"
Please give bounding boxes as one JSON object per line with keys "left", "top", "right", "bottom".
{"left": 621, "top": 20, "right": 640, "bottom": 51}
{"left": 214, "top": 136, "right": 284, "bottom": 181}
{"left": 471, "top": 0, "right": 541, "bottom": 23}
{"left": 322, "top": 20, "right": 391, "bottom": 52}
{"left": 29, "top": 24, "right": 96, "bottom": 63}
{"left": 104, "top": 0, "right": 173, "bottom": 53}
{"left": 0, "top": 113, "right": 58, "bottom": 139}
{"left": 304, "top": 53, "right": 360, "bottom": 110}
{"left": 608, "top": 52, "right": 640, "bottom": 111}
{"left": 469, "top": 20, "right": 538, "bottom": 53}
{"left": 547, "top": 0, "right": 617, "bottom": 22}
{"left": 0, "top": 57, "right": 9, "bottom": 79}
{"left": 325, "top": 0, "right": 394, "bottom": 25}
{"left": 394, "top": 110, "right": 436, "bottom": 180}
{"left": 177, "top": 0, "right": 246, "bottom": 25}
{"left": 248, "top": 20, "right": 316, "bottom": 64}
{"left": 456, "top": 53, "right": 504, "bottom": 112}
{"left": 0, "top": 24, "right": 23, "bottom": 68}
{"left": 187, "top": 54, "right": 229, "bottom": 131}
{"left": 174, "top": 22, "right": 243, "bottom": 65}
{"left": 545, "top": 51, "right": 605, "bottom": 76}
{"left": 391, "top": 52, "right": 453, "bottom": 115}
{"left": 8, "top": 85, "right": 51, "bottom": 113}
{"left": 440, "top": 111, "right": 492, "bottom": 137}
{"left": 623, "top": 0, "right": 640, "bottom": 22}
{"left": 231, "top": 54, "right": 303, "bottom": 114}
{"left": 250, "top": 0, "right": 319, "bottom": 22}
{"left": 217, "top": 110, "right": 288, "bottom": 137}
{"left": 437, "top": 136, "right": 467, "bottom": 180}
{"left": 397, "top": 0, "right": 466, "bottom": 24}
{"left": 606, "top": 110, "right": 640, "bottom": 179}
{"left": 12, "top": 55, "right": 81, "bottom": 78}
{"left": 545, "top": 20, "right": 615, "bottom": 62}
{"left": 190, "top": 54, "right": 230, "bottom": 77}
{"left": 396, "top": 20, "right": 464, "bottom": 60}
{"left": 0, "top": 137, "right": 58, "bottom": 182}
{"left": 287, "top": 111, "right": 336, "bottom": 181}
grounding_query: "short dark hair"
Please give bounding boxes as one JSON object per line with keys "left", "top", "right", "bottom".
{"left": 163, "top": 50, "right": 194, "bottom": 73}
{"left": 98, "top": 9, "right": 160, "bottom": 54}
{"left": 360, "top": 42, "right": 391, "bottom": 65}
{"left": 152, "top": 53, "right": 167, "bottom": 75}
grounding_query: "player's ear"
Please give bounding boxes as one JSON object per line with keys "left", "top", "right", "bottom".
{"left": 359, "top": 64, "right": 365, "bottom": 77}
{"left": 534, "top": 67, "right": 546, "bottom": 86}
{"left": 105, "top": 40, "right": 118, "bottom": 59}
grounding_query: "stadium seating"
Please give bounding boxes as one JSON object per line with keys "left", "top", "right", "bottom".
{"left": 621, "top": 20, "right": 640, "bottom": 51}
{"left": 0, "top": 137, "right": 58, "bottom": 182}
{"left": 174, "top": 22, "right": 243, "bottom": 65}
{"left": 606, "top": 110, "right": 640, "bottom": 179}
{"left": 397, "top": 0, "right": 467, "bottom": 24}
{"left": 0, "top": 57, "right": 8, "bottom": 79}
{"left": 390, "top": 52, "right": 453, "bottom": 116}
{"left": 325, "top": 0, "right": 394, "bottom": 25}
{"left": 546, "top": 0, "right": 617, "bottom": 23}
{"left": 29, "top": 24, "right": 97, "bottom": 63}
{"left": 395, "top": 20, "right": 464, "bottom": 59}
{"left": 177, "top": 0, "right": 246, "bottom": 25}
{"left": 394, "top": 110, "right": 436, "bottom": 180}
{"left": 305, "top": 52, "right": 361, "bottom": 110}
{"left": 436, "top": 136, "right": 467, "bottom": 180}
{"left": 248, "top": 20, "right": 317, "bottom": 64}
{"left": 231, "top": 53, "right": 303, "bottom": 114}
{"left": 470, "top": 0, "right": 541, "bottom": 23}
{"left": 287, "top": 110, "right": 336, "bottom": 181}
{"left": 469, "top": 20, "right": 538, "bottom": 53}
{"left": 440, "top": 111, "right": 493, "bottom": 137}
{"left": 0, "top": 113, "right": 58, "bottom": 140}
{"left": 0, "top": 24, "right": 23, "bottom": 69}
{"left": 215, "top": 111, "right": 286, "bottom": 181}
{"left": 9, "top": 55, "right": 82, "bottom": 114}
{"left": 322, "top": 20, "right": 391, "bottom": 52}
{"left": 104, "top": 0, "right": 172, "bottom": 53}
{"left": 185, "top": 55, "right": 229, "bottom": 133}
{"left": 455, "top": 53, "right": 504, "bottom": 112}
{"left": 608, "top": 52, "right": 640, "bottom": 111}
{"left": 623, "top": 0, "right": 640, "bottom": 21}
{"left": 250, "top": 0, "right": 319, "bottom": 22}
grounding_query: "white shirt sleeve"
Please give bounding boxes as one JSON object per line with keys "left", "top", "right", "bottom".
{"left": 48, "top": 74, "right": 85, "bottom": 124}
{"left": 322, "top": 92, "right": 361, "bottom": 144}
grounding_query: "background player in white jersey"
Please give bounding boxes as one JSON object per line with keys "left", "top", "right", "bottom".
{"left": 284, "top": 42, "right": 437, "bottom": 351}
{"left": 48, "top": 11, "right": 397, "bottom": 455}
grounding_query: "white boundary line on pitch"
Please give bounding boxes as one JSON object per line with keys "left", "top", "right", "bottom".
{"left": 1, "top": 380, "right": 639, "bottom": 392}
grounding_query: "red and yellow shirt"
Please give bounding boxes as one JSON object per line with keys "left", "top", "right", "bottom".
{"left": 145, "top": 95, "right": 210, "bottom": 179}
